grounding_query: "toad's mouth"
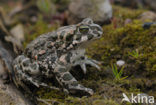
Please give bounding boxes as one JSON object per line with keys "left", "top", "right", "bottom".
{"left": 66, "top": 37, "right": 101, "bottom": 50}
{"left": 78, "top": 37, "right": 100, "bottom": 49}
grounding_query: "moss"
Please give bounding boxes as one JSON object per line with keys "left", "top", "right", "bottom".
{"left": 92, "top": 99, "right": 119, "bottom": 105}
{"left": 113, "top": 5, "right": 145, "bottom": 19}
{"left": 87, "top": 19, "right": 156, "bottom": 75}
{"left": 23, "top": 15, "right": 59, "bottom": 47}
{"left": 36, "top": 88, "right": 65, "bottom": 99}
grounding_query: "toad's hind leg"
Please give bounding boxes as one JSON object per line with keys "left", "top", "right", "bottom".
{"left": 54, "top": 65, "right": 94, "bottom": 96}
{"left": 13, "top": 55, "right": 59, "bottom": 90}
{"left": 13, "top": 55, "right": 40, "bottom": 87}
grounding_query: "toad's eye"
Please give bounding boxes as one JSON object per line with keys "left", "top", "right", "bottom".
{"left": 79, "top": 26, "right": 89, "bottom": 34}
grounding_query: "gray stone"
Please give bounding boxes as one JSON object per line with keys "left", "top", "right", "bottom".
{"left": 10, "top": 24, "right": 24, "bottom": 42}
{"left": 68, "top": 0, "right": 112, "bottom": 24}
{"left": 116, "top": 60, "right": 125, "bottom": 67}
{"left": 144, "top": 0, "right": 156, "bottom": 11}
{"left": 139, "top": 11, "right": 156, "bottom": 22}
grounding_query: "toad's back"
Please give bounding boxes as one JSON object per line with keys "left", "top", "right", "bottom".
{"left": 12, "top": 18, "right": 103, "bottom": 96}
{"left": 24, "top": 32, "right": 58, "bottom": 61}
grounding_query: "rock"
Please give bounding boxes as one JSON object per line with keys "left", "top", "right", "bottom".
{"left": 138, "top": 11, "right": 156, "bottom": 22}
{"left": 0, "top": 41, "right": 33, "bottom": 105}
{"left": 0, "top": 16, "right": 33, "bottom": 104}
{"left": 111, "top": 0, "right": 144, "bottom": 8}
{"left": 0, "top": 42, "right": 33, "bottom": 105}
{"left": 10, "top": 24, "right": 25, "bottom": 42}
{"left": 68, "top": 0, "right": 112, "bottom": 24}
{"left": 116, "top": 60, "right": 125, "bottom": 67}
{"left": 112, "top": 0, "right": 156, "bottom": 11}
{"left": 144, "top": 0, "right": 156, "bottom": 11}
{"left": 142, "top": 22, "right": 156, "bottom": 29}
{"left": 0, "top": 80, "right": 34, "bottom": 105}
{"left": 0, "top": 16, "right": 22, "bottom": 54}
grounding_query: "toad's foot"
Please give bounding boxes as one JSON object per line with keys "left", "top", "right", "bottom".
{"left": 74, "top": 57, "right": 101, "bottom": 74}
{"left": 68, "top": 84, "right": 93, "bottom": 96}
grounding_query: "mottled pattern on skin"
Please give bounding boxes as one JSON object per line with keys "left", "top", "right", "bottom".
{"left": 13, "top": 18, "right": 103, "bottom": 96}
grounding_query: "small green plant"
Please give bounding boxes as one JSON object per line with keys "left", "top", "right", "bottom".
{"left": 111, "top": 63, "right": 128, "bottom": 81}
{"left": 128, "top": 49, "right": 139, "bottom": 58}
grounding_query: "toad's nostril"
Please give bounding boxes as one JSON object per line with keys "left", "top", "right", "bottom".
{"left": 97, "top": 34, "right": 101, "bottom": 37}
{"left": 93, "top": 30, "right": 99, "bottom": 34}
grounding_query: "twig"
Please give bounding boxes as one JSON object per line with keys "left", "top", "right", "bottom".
{"left": 37, "top": 98, "right": 61, "bottom": 105}
{"left": 37, "top": 98, "right": 51, "bottom": 105}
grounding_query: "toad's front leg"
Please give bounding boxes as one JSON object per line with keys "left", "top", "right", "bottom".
{"left": 73, "top": 56, "right": 101, "bottom": 74}
{"left": 70, "top": 49, "right": 100, "bottom": 74}
{"left": 53, "top": 63, "right": 93, "bottom": 96}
